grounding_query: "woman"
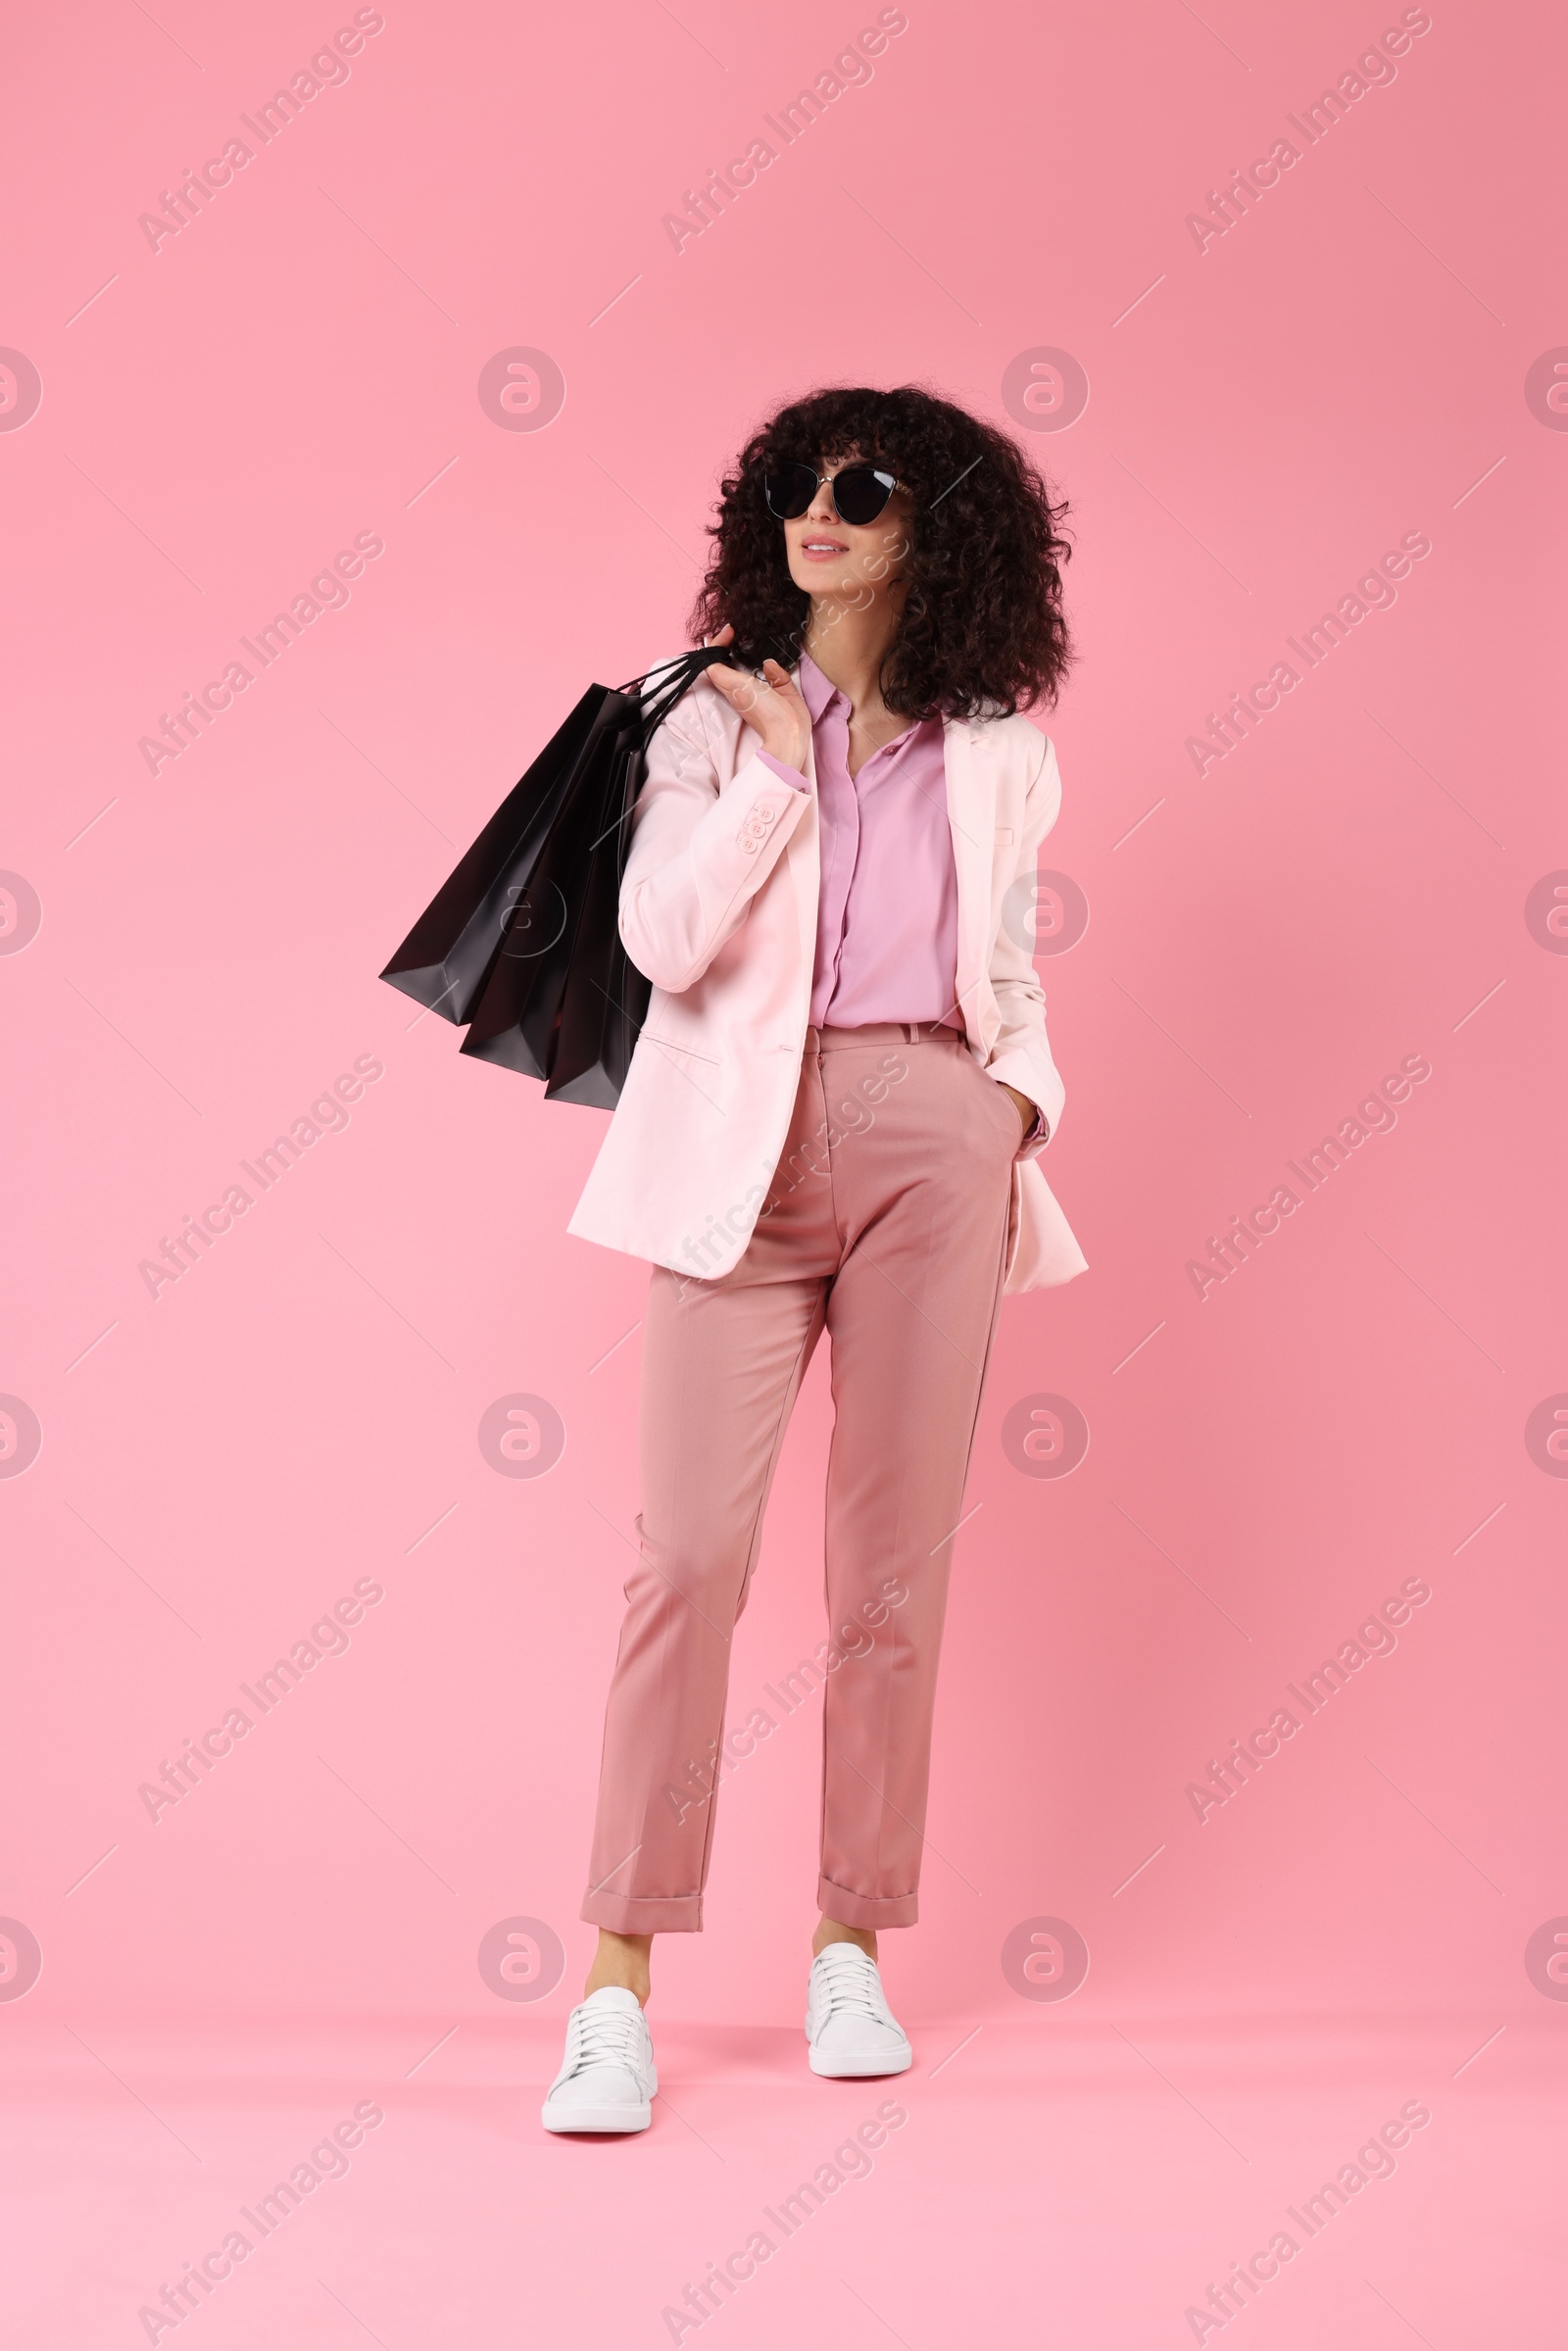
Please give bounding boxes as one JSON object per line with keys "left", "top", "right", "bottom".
{"left": 543, "top": 383, "right": 1087, "bottom": 2133}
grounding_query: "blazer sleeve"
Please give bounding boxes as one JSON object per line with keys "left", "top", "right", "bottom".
{"left": 618, "top": 685, "right": 810, "bottom": 996}
{"left": 983, "top": 728, "right": 1067, "bottom": 1153}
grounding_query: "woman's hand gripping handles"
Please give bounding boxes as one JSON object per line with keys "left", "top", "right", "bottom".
{"left": 699, "top": 622, "right": 812, "bottom": 776}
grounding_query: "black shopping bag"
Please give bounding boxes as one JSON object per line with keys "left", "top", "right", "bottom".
{"left": 379, "top": 645, "right": 728, "bottom": 1104}
{"left": 544, "top": 727, "right": 651, "bottom": 1105}
{"left": 454, "top": 691, "right": 639, "bottom": 1083}
{"left": 378, "top": 685, "right": 601, "bottom": 1026}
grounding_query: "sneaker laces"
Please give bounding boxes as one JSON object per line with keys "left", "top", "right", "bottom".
{"left": 814, "top": 1944, "right": 883, "bottom": 2020}
{"left": 564, "top": 2002, "right": 646, "bottom": 2076}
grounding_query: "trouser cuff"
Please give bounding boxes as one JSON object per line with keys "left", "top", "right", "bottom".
{"left": 580, "top": 1888, "right": 704, "bottom": 1934}
{"left": 817, "top": 1876, "right": 918, "bottom": 1930}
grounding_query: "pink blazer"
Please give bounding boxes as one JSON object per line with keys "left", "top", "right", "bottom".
{"left": 567, "top": 658, "right": 1089, "bottom": 1294}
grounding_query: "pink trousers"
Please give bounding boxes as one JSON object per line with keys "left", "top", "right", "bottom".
{"left": 580, "top": 1021, "right": 1023, "bottom": 1934}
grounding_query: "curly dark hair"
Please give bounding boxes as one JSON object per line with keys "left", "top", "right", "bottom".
{"left": 686, "top": 382, "right": 1073, "bottom": 721}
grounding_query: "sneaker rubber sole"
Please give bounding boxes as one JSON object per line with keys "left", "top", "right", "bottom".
{"left": 541, "top": 2094, "right": 653, "bottom": 2132}
{"left": 807, "top": 2040, "right": 913, "bottom": 2079}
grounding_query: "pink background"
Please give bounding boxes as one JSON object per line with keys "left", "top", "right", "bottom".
{"left": 3, "top": 0, "right": 1565, "bottom": 2342}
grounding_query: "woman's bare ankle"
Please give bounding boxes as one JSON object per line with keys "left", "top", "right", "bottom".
{"left": 812, "top": 1915, "right": 877, "bottom": 1963}
{"left": 584, "top": 1929, "right": 652, "bottom": 2006}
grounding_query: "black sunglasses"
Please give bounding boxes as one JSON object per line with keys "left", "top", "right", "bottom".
{"left": 762, "top": 460, "right": 905, "bottom": 527}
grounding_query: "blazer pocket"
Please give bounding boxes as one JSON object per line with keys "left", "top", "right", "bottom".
{"left": 640, "top": 1029, "right": 721, "bottom": 1069}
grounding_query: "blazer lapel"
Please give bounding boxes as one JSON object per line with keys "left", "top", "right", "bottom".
{"left": 944, "top": 716, "right": 994, "bottom": 1044}
{"left": 782, "top": 660, "right": 821, "bottom": 988}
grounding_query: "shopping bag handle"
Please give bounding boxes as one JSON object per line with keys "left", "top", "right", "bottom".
{"left": 618, "top": 638, "right": 800, "bottom": 742}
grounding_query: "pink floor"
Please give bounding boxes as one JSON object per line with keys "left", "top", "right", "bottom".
{"left": 8, "top": 2011, "right": 1563, "bottom": 2346}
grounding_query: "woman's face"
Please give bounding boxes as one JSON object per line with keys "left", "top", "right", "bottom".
{"left": 778, "top": 448, "right": 915, "bottom": 611}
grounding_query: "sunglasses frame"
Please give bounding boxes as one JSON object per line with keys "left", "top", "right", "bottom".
{"left": 762, "top": 459, "right": 906, "bottom": 527}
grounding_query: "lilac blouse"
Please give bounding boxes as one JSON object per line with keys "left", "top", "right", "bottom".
{"left": 757, "top": 652, "right": 960, "bottom": 1029}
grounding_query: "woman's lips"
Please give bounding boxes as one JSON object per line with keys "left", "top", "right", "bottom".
{"left": 801, "top": 539, "right": 848, "bottom": 558}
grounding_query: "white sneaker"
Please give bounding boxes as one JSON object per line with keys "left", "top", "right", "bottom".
{"left": 805, "top": 1944, "right": 913, "bottom": 2079}
{"left": 541, "top": 1985, "right": 657, "bottom": 2132}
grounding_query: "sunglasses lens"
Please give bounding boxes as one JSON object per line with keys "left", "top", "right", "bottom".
{"left": 764, "top": 462, "right": 818, "bottom": 519}
{"left": 831, "top": 465, "right": 896, "bottom": 525}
